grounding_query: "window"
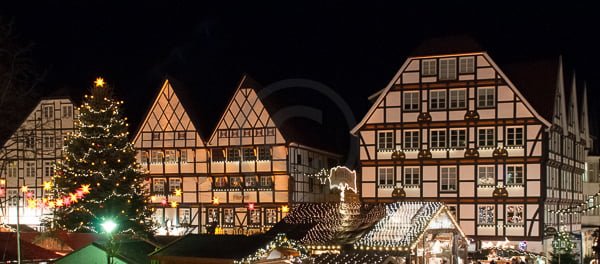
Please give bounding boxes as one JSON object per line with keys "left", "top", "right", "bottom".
{"left": 258, "top": 146, "right": 272, "bottom": 160}
{"left": 43, "top": 136, "right": 54, "bottom": 149}
{"left": 214, "top": 177, "right": 228, "bottom": 188}
{"left": 8, "top": 190, "right": 18, "bottom": 206}
{"left": 243, "top": 129, "right": 252, "bottom": 137}
{"left": 243, "top": 147, "right": 256, "bottom": 161}
{"left": 7, "top": 162, "right": 17, "bottom": 178}
{"left": 430, "top": 90, "right": 446, "bottom": 110}
{"left": 62, "top": 105, "right": 72, "bottom": 118}
{"left": 230, "top": 129, "right": 240, "bottom": 137}
{"left": 169, "top": 178, "right": 182, "bottom": 193}
{"left": 24, "top": 136, "right": 34, "bottom": 149}
{"left": 440, "top": 167, "right": 457, "bottom": 191}
{"left": 230, "top": 176, "right": 243, "bottom": 188}
{"left": 151, "top": 150, "right": 163, "bottom": 163}
{"left": 378, "top": 131, "right": 394, "bottom": 150}
{"left": 477, "top": 166, "right": 495, "bottom": 186}
{"left": 403, "top": 91, "right": 420, "bottom": 111}
{"left": 245, "top": 176, "right": 258, "bottom": 188}
{"left": 207, "top": 208, "right": 219, "bottom": 224}
{"left": 478, "top": 205, "right": 495, "bottom": 225}
{"left": 254, "top": 128, "right": 264, "bottom": 137}
{"left": 212, "top": 148, "right": 225, "bottom": 162}
{"left": 449, "top": 129, "right": 466, "bottom": 148}
{"left": 43, "top": 105, "right": 53, "bottom": 119}
{"left": 177, "top": 132, "right": 186, "bottom": 140}
{"left": 179, "top": 150, "right": 187, "bottom": 163}
{"left": 378, "top": 167, "right": 394, "bottom": 186}
{"left": 439, "top": 58, "right": 457, "bottom": 80}
{"left": 44, "top": 161, "right": 53, "bottom": 178}
{"left": 219, "top": 130, "right": 228, "bottom": 138}
{"left": 403, "top": 130, "right": 419, "bottom": 149}
{"left": 152, "top": 132, "right": 161, "bottom": 140}
{"left": 260, "top": 176, "right": 273, "bottom": 187}
{"left": 223, "top": 208, "right": 234, "bottom": 224}
{"left": 25, "top": 162, "right": 35, "bottom": 178}
{"left": 477, "top": 87, "right": 495, "bottom": 108}
{"left": 164, "top": 150, "right": 177, "bottom": 163}
{"left": 506, "top": 165, "right": 524, "bottom": 185}
{"left": 449, "top": 89, "right": 466, "bottom": 109}
{"left": 266, "top": 128, "right": 276, "bottom": 136}
{"left": 430, "top": 130, "right": 446, "bottom": 148}
{"left": 404, "top": 167, "right": 420, "bottom": 186}
{"left": 227, "top": 148, "right": 240, "bottom": 161}
{"left": 296, "top": 154, "right": 302, "bottom": 165}
{"left": 153, "top": 178, "right": 165, "bottom": 193}
{"left": 179, "top": 208, "right": 191, "bottom": 225}
{"left": 459, "top": 57, "right": 475, "bottom": 74}
{"left": 249, "top": 210, "right": 261, "bottom": 224}
{"left": 478, "top": 128, "right": 495, "bottom": 147}
{"left": 506, "top": 205, "right": 524, "bottom": 225}
{"left": 422, "top": 59, "right": 436, "bottom": 76}
{"left": 266, "top": 208, "right": 278, "bottom": 224}
{"left": 506, "top": 127, "right": 523, "bottom": 146}
{"left": 140, "top": 151, "right": 149, "bottom": 163}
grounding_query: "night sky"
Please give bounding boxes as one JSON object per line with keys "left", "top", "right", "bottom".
{"left": 1, "top": 1, "right": 599, "bottom": 148}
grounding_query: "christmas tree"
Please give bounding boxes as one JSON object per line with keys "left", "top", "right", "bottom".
{"left": 48, "top": 78, "right": 154, "bottom": 236}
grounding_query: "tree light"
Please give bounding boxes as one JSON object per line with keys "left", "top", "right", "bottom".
{"left": 101, "top": 219, "right": 118, "bottom": 234}
{"left": 94, "top": 77, "right": 105, "bottom": 87}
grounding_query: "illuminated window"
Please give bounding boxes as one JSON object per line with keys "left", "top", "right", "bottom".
{"left": 207, "top": 208, "right": 219, "bottom": 223}
{"left": 404, "top": 167, "right": 420, "bottom": 186}
{"left": 506, "top": 127, "right": 524, "bottom": 146}
{"left": 430, "top": 130, "right": 446, "bottom": 148}
{"left": 265, "top": 208, "right": 278, "bottom": 224}
{"left": 223, "top": 208, "right": 234, "bottom": 224}
{"left": 430, "top": 90, "right": 446, "bottom": 110}
{"left": 403, "top": 130, "right": 419, "bottom": 149}
{"left": 140, "top": 151, "right": 149, "bottom": 163}
{"left": 449, "top": 89, "right": 466, "bottom": 109}
{"left": 422, "top": 59, "right": 437, "bottom": 76}
{"left": 151, "top": 150, "right": 163, "bottom": 163}
{"left": 378, "top": 167, "right": 394, "bottom": 186}
{"left": 153, "top": 178, "right": 165, "bottom": 193}
{"left": 459, "top": 57, "right": 475, "bottom": 73}
{"left": 214, "top": 177, "right": 228, "bottom": 188}
{"left": 477, "top": 166, "right": 495, "bottom": 186}
{"left": 179, "top": 208, "right": 191, "bottom": 225}
{"left": 440, "top": 167, "right": 457, "bottom": 191}
{"left": 7, "top": 162, "right": 17, "bottom": 178}
{"left": 439, "top": 58, "right": 457, "bottom": 80}
{"left": 377, "top": 131, "right": 394, "bottom": 150}
{"left": 168, "top": 178, "right": 181, "bottom": 193}
{"left": 245, "top": 176, "right": 258, "bottom": 188}
{"left": 506, "top": 205, "right": 524, "bottom": 225}
{"left": 8, "top": 190, "right": 18, "bottom": 206}
{"left": 227, "top": 148, "right": 240, "bottom": 161}
{"left": 478, "top": 205, "right": 495, "bottom": 225}
{"left": 477, "top": 87, "right": 495, "bottom": 107}
{"left": 506, "top": 165, "right": 524, "bottom": 185}
{"left": 449, "top": 129, "right": 466, "bottom": 148}
{"left": 478, "top": 128, "right": 495, "bottom": 147}
{"left": 403, "top": 91, "right": 420, "bottom": 111}
{"left": 249, "top": 210, "right": 261, "bottom": 224}
{"left": 164, "top": 149, "right": 177, "bottom": 163}
{"left": 230, "top": 176, "right": 243, "bottom": 188}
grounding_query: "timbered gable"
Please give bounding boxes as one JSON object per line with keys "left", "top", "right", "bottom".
{"left": 207, "top": 76, "right": 285, "bottom": 147}
{"left": 133, "top": 79, "right": 204, "bottom": 149}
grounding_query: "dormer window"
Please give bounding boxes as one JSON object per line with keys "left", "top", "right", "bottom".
{"left": 422, "top": 59, "right": 437, "bottom": 76}
{"left": 439, "top": 58, "right": 457, "bottom": 80}
{"left": 459, "top": 57, "right": 475, "bottom": 74}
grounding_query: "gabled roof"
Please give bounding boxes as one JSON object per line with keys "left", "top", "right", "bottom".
{"left": 149, "top": 234, "right": 272, "bottom": 260}
{"left": 56, "top": 240, "right": 156, "bottom": 264}
{"left": 0, "top": 232, "right": 62, "bottom": 262}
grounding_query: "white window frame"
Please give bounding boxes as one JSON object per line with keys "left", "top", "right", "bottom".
{"left": 478, "top": 128, "right": 495, "bottom": 147}
{"left": 164, "top": 149, "right": 177, "bottom": 163}
{"left": 179, "top": 149, "right": 187, "bottom": 163}
{"left": 169, "top": 178, "right": 182, "bottom": 193}
{"left": 260, "top": 176, "right": 273, "bottom": 187}
{"left": 506, "top": 165, "right": 524, "bottom": 185}
{"left": 439, "top": 58, "right": 457, "bottom": 80}
{"left": 43, "top": 136, "right": 54, "bottom": 149}
{"left": 404, "top": 167, "right": 420, "bottom": 186}
{"left": 506, "top": 205, "right": 524, "bottom": 225}
{"left": 422, "top": 59, "right": 437, "bottom": 76}
{"left": 430, "top": 130, "right": 446, "bottom": 149}
{"left": 378, "top": 167, "right": 394, "bottom": 186}
{"left": 449, "top": 129, "right": 466, "bottom": 148}
{"left": 377, "top": 131, "right": 394, "bottom": 150}
{"left": 25, "top": 162, "right": 35, "bottom": 178}
{"left": 440, "top": 167, "right": 457, "bottom": 191}
{"left": 44, "top": 161, "right": 53, "bottom": 178}
{"left": 478, "top": 205, "right": 495, "bottom": 225}
{"left": 403, "top": 130, "right": 419, "bottom": 149}
{"left": 227, "top": 148, "right": 240, "bottom": 161}
{"left": 477, "top": 87, "right": 495, "bottom": 108}
{"left": 477, "top": 166, "right": 495, "bottom": 186}
{"left": 459, "top": 56, "right": 475, "bottom": 74}
{"left": 151, "top": 150, "right": 163, "bottom": 164}
{"left": 506, "top": 127, "right": 524, "bottom": 146}
{"left": 62, "top": 105, "right": 73, "bottom": 118}
{"left": 7, "top": 161, "right": 17, "bottom": 178}
{"left": 403, "top": 91, "right": 420, "bottom": 111}
{"left": 153, "top": 178, "right": 165, "bottom": 193}
{"left": 430, "top": 90, "right": 446, "bottom": 110}
{"left": 449, "top": 89, "right": 466, "bottom": 109}
{"left": 223, "top": 208, "right": 234, "bottom": 224}
{"left": 43, "top": 105, "right": 53, "bottom": 119}
{"left": 8, "top": 190, "right": 18, "bottom": 206}
{"left": 266, "top": 208, "right": 278, "bottom": 224}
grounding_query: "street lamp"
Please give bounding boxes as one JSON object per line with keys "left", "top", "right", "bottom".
{"left": 101, "top": 219, "right": 118, "bottom": 264}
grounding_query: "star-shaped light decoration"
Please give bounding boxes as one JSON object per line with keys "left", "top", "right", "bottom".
{"left": 170, "top": 201, "right": 178, "bottom": 208}
{"left": 281, "top": 205, "right": 290, "bottom": 213}
{"left": 69, "top": 193, "right": 78, "bottom": 203}
{"left": 27, "top": 199, "right": 37, "bottom": 209}
{"left": 20, "top": 185, "right": 28, "bottom": 193}
{"left": 80, "top": 184, "right": 91, "bottom": 194}
{"left": 174, "top": 189, "right": 182, "bottom": 197}
{"left": 212, "top": 197, "right": 220, "bottom": 206}
{"left": 43, "top": 181, "right": 53, "bottom": 191}
{"left": 94, "top": 77, "right": 105, "bottom": 87}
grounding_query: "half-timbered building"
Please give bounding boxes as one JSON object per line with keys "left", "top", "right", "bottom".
{"left": 133, "top": 74, "right": 340, "bottom": 235}
{"left": 0, "top": 97, "right": 76, "bottom": 228}
{"left": 351, "top": 39, "right": 590, "bottom": 253}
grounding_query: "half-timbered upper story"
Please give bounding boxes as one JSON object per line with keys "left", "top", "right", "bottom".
{"left": 351, "top": 38, "right": 590, "bottom": 249}
{"left": 0, "top": 97, "right": 76, "bottom": 227}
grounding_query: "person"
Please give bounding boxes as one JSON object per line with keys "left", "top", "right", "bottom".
{"left": 490, "top": 259, "right": 496, "bottom": 264}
